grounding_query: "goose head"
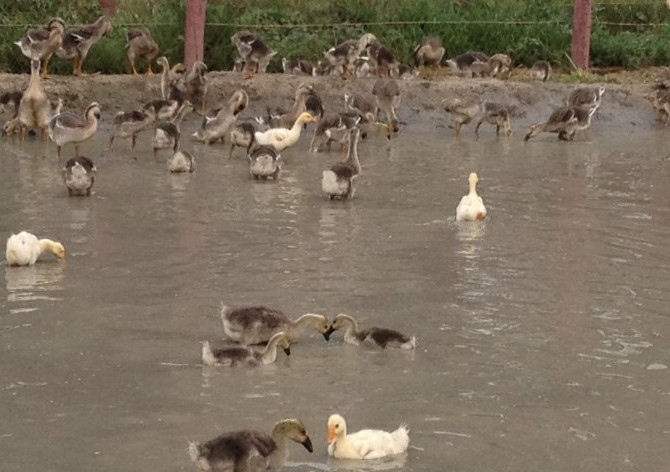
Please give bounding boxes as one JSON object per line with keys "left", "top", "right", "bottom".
{"left": 86, "top": 102, "right": 101, "bottom": 121}
{"left": 157, "top": 56, "right": 169, "bottom": 70}
{"left": 49, "top": 241, "right": 66, "bottom": 260}
{"left": 327, "top": 414, "right": 347, "bottom": 443}
{"left": 324, "top": 313, "right": 353, "bottom": 340}
{"left": 47, "top": 17, "right": 66, "bottom": 33}
{"left": 274, "top": 419, "right": 313, "bottom": 452}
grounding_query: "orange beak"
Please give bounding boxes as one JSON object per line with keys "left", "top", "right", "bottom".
{"left": 327, "top": 426, "right": 336, "bottom": 443}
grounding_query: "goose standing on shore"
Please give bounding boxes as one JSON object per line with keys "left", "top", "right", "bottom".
{"left": 456, "top": 172, "right": 487, "bottom": 221}
{"left": 231, "top": 30, "right": 277, "bottom": 79}
{"left": 125, "top": 27, "right": 159, "bottom": 75}
{"left": 531, "top": 60, "right": 552, "bottom": 82}
{"left": 189, "top": 419, "right": 313, "bottom": 472}
{"left": 184, "top": 61, "right": 208, "bottom": 114}
{"left": 49, "top": 102, "right": 101, "bottom": 158}
{"left": 413, "top": 35, "right": 445, "bottom": 67}
{"left": 62, "top": 155, "right": 96, "bottom": 196}
{"left": 327, "top": 414, "right": 410, "bottom": 460}
{"left": 221, "top": 304, "right": 329, "bottom": 345}
{"left": 56, "top": 16, "right": 113, "bottom": 76}
{"left": 325, "top": 313, "right": 416, "bottom": 349}
{"left": 322, "top": 128, "right": 362, "bottom": 200}
{"left": 15, "top": 17, "right": 65, "bottom": 78}
{"left": 201, "top": 331, "right": 291, "bottom": 367}
{"left": 6, "top": 231, "right": 65, "bottom": 266}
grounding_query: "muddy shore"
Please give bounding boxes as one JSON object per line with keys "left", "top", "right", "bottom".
{"left": 0, "top": 70, "right": 658, "bottom": 129}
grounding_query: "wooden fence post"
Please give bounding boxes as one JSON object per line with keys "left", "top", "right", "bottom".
{"left": 571, "top": 0, "right": 592, "bottom": 70}
{"left": 184, "top": 0, "right": 207, "bottom": 67}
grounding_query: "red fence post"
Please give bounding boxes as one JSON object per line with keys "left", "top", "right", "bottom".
{"left": 571, "top": 0, "right": 592, "bottom": 70}
{"left": 184, "top": 0, "right": 207, "bottom": 67}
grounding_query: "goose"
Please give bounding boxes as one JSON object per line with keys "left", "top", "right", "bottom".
{"left": 456, "top": 172, "right": 487, "bottom": 221}
{"left": 15, "top": 17, "right": 65, "bottom": 78}
{"left": 531, "top": 60, "right": 552, "bottom": 82}
{"left": 62, "top": 155, "right": 96, "bottom": 196}
{"left": 446, "top": 51, "right": 489, "bottom": 76}
{"left": 153, "top": 101, "right": 193, "bottom": 156}
{"left": 192, "top": 89, "right": 248, "bottom": 144}
{"left": 17, "top": 60, "right": 50, "bottom": 139}
{"left": 559, "top": 105, "right": 598, "bottom": 141}
{"left": 253, "top": 112, "right": 316, "bottom": 152}
{"left": 651, "top": 80, "right": 670, "bottom": 123}
{"left": 231, "top": 30, "right": 277, "bottom": 79}
{"left": 248, "top": 145, "right": 281, "bottom": 180}
{"left": 488, "top": 53, "right": 512, "bottom": 79}
{"left": 568, "top": 86, "right": 605, "bottom": 112}
{"left": 366, "top": 39, "right": 399, "bottom": 77}
{"left": 309, "top": 112, "right": 360, "bottom": 153}
{"left": 442, "top": 98, "right": 480, "bottom": 135}
{"left": 228, "top": 122, "right": 256, "bottom": 158}
{"left": 156, "top": 56, "right": 186, "bottom": 100}
{"left": 220, "top": 304, "right": 329, "bottom": 345}
{"left": 125, "top": 27, "right": 159, "bottom": 75}
{"left": 0, "top": 91, "right": 23, "bottom": 118}
{"left": 323, "top": 33, "right": 377, "bottom": 79}
{"left": 56, "top": 15, "right": 113, "bottom": 76}
{"left": 353, "top": 56, "right": 375, "bottom": 78}
{"left": 325, "top": 313, "right": 416, "bottom": 349}
{"left": 262, "top": 83, "right": 315, "bottom": 129}
{"left": 48, "top": 102, "right": 101, "bottom": 158}
{"left": 109, "top": 109, "right": 154, "bottom": 150}
{"left": 372, "top": 78, "right": 400, "bottom": 132}
{"left": 321, "top": 128, "right": 361, "bottom": 200}
{"left": 201, "top": 331, "right": 290, "bottom": 367}
{"left": 168, "top": 150, "right": 196, "bottom": 173}
{"left": 344, "top": 92, "right": 378, "bottom": 121}
{"left": 413, "top": 36, "right": 445, "bottom": 67}
{"left": 184, "top": 61, "right": 208, "bottom": 114}
{"left": 282, "top": 58, "right": 314, "bottom": 76}
{"left": 189, "top": 418, "right": 313, "bottom": 472}
{"left": 6, "top": 231, "right": 65, "bottom": 266}
{"left": 474, "top": 102, "right": 512, "bottom": 137}
{"left": 397, "top": 63, "right": 419, "bottom": 80}
{"left": 327, "top": 414, "right": 409, "bottom": 460}
{"left": 523, "top": 106, "right": 579, "bottom": 142}
{"left": 144, "top": 99, "right": 181, "bottom": 122}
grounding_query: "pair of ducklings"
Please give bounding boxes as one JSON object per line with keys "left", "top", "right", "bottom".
{"left": 190, "top": 413, "right": 409, "bottom": 471}
{"left": 202, "top": 305, "right": 417, "bottom": 367}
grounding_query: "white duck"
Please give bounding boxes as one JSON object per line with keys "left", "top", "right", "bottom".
{"left": 327, "top": 414, "right": 410, "bottom": 460}
{"left": 253, "top": 111, "right": 316, "bottom": 152}
{"left": 189, "top": 418, "right": 313, "bottom": 472}
{"left": 6, "top": 231, "right": 66, "bottom": 266}
{"left": 456, "top": 172, "right": 487, "bottom": 221}
{"left": 220, "top": 304, "right": 329, "bottom": 345}
{"left": 325, "top": 313, "right": 416, "bottom": 349}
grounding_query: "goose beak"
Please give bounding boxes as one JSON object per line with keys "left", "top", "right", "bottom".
{"left": 323, "top": 326, "right": 336, "bottom": 341}
{"left": 327, "top": 426, "right": 336, "bottom": 443}
{"left": 301, "top": 436, "right": 313, "bottom": 453}
{"left": 283, "top": 346, "right": 291, "bottom": 356}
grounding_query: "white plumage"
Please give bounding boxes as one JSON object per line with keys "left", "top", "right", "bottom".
{"left": 253, "top": 112, "right": 316, "bottom": 152}
{"left": 6, "top": 231, "right": 66, "bottom": 266}
{"left": 456, "top": 172, "right": 487, "bottom": 221}
{"left": 327, "top": 414, "right": 409, "bottom": 460}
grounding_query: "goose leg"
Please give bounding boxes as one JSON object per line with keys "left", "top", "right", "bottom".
{"left": 56, "top": 145, "right": 62, "bottom": 158}
{"left": 474, "top": 119, "right": 483, "bottom": 138}
{"left": 74, "top": 144, "right": 80, "bottom": 157}
{"left": 228, "top": 142, "right": 234, "bottom": 159}
{"left": 131, "top": 134, "right": 137, "bottom": 150}
{"left": 72, "top": 57, "right": 80, "bottom": 76}
{"left": 109, "top": 134, "right": 115, "bottom": 149}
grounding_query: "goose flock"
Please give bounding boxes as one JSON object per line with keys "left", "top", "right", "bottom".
{"left": 3, "top": 13, "right": 664, "bottom": 472}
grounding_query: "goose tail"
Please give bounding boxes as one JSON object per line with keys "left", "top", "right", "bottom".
{"left": 391, "top": 424, "right": 410, "bottom": 453}
{"left": 201, "top": 341, "right": 216, "bottom": 366}
{"left": 321, "top": 170, "right": 338, "bottom": 195}
{"left": 188, "top": 441, "right": 202, "bottom": 463}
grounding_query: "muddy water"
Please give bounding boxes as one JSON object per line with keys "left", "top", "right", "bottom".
{"left": 1, "top": 116, "right": 669, "bottom": 472}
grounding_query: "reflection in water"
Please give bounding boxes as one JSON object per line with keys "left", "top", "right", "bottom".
{"left": 325, "top": 453, "right": 407, "bottom": 471}
{"left": 5, "top": 264, "right": 65, "bottom": 308}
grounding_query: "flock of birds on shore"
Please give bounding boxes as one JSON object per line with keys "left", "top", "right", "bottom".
{"left": 3, "top": 14, "right": 668, "bottom": 472}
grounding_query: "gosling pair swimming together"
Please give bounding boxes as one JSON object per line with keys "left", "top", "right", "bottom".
{"left": 189, "top": 413, "right": 410, "bottom": 471}
{"left": 202, "top": 305, "right": 417, "bottom": 366}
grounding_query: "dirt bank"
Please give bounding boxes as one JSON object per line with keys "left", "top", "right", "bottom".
{"left": 0, "top": 70, "right": 658, "bottom": 128}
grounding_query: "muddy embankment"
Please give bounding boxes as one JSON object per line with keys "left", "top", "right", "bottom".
{"left": 0, "top": 71, "right": 658, "bottom": 131}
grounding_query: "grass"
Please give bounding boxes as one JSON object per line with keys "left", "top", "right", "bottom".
{"left": 0, "top": 0, "right": 668, "bottom": 74}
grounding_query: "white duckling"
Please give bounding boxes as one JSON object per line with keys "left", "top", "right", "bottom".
{"left": 167, "top": 149, "right": 196, "bottom": 173}
{"left": 189, "top": 418, "right": 313, "bottom": 472}
{"left": 325, "top": 313, "right": 416, "bottom": 349}
{"left": 48, "top": 101, "right": 101, "bottom": 158}
{"left": 220, "top": 304, "right": 329, "bottom": 345}
{"left": 253, "top": 112, "right": 316, "bottom": 152}
{"left": 201, "top": 331, "right": 291, "bottom": 367}
{"left": 248, "top": 144, "right": 281, "bottom": 180}
{"left": 321, "top": 128, "right": 361, "bottom": 200}
{"left": 327, "top": 414, "right": 409, "bottom": 460}
{"left": 62, "top": 155, "right": 96, "bottom": 196}
{"left": 456, "top": 172, "right": 487, "bottom": 221}
{"left": 6, "top": 231, "right": 66, "bottom": 266}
